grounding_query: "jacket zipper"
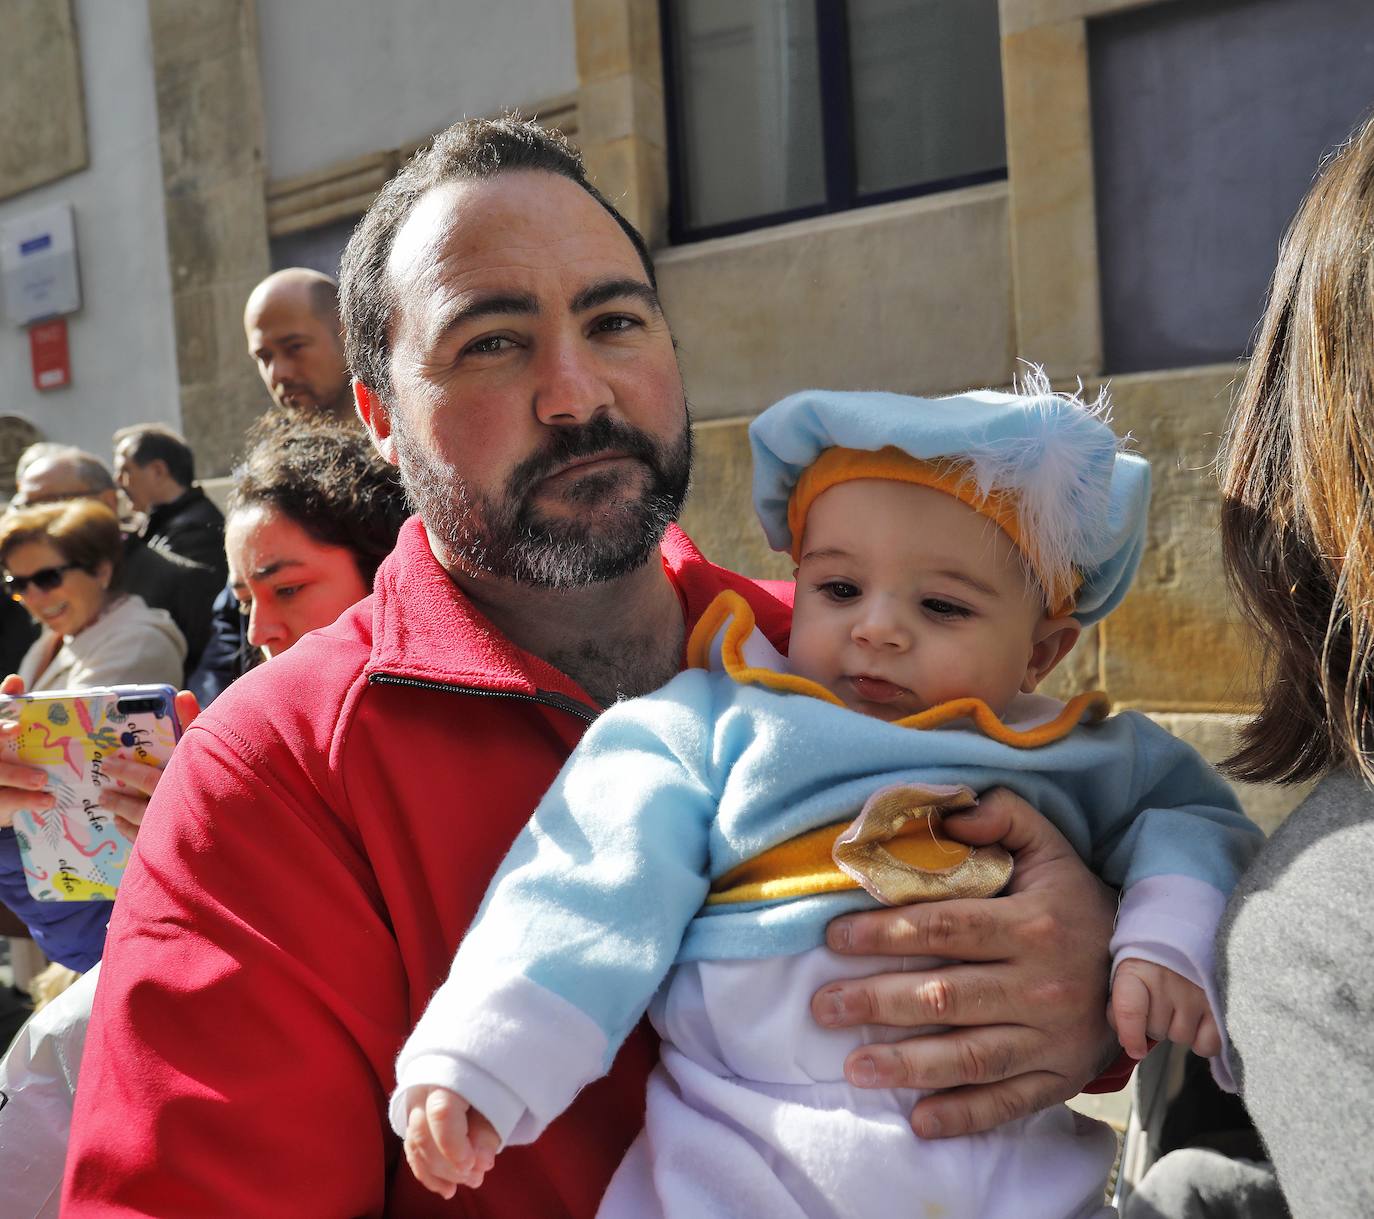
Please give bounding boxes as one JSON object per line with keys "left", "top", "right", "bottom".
{"left": 367, "top": 672, "right": 598, "bottom": 724}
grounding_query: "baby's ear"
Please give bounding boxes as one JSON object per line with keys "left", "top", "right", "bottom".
{"left": 1022, "top": 615, "right": 1082, "bottom": 693}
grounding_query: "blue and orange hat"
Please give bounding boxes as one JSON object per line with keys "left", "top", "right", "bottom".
{"left": 747, "top": 376, "right": 1150, "bottom": 626}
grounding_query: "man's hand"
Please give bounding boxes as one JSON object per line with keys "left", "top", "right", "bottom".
{"left": 1110, "top": 958, "right": 1220, "bottom": 1061}
{"left": 403, "top": 1086, "right": 501, "bottom": 1199}
{"left": 812, "top": 787, "right": 1119, "bottom": 1139}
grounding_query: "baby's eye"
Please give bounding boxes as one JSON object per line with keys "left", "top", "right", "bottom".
{"left": 818, "top": 580, "right": 861, "bottom": 601}
{"left": 923, "top": 598, "right": 972, "bottom": 619}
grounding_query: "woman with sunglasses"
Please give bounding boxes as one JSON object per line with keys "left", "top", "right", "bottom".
{"left": 0, "top": 498, "right": 185, "bottom": 975}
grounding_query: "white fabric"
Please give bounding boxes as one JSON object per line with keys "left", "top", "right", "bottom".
{"left": 598, "top": 947, "right": 1117, "bottom": 1219}
{"left": 392, "top": 968, "right": 609, "bottom": 1147}
{"left": 16, "top": 593, "right": 185, "bottom": 691}
{"left": 0, "top": 965, "right": 99, "bottom": 1219}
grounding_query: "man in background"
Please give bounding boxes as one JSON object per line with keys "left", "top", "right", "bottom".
{"left": 189, "top": 268, "right": 359, "bottom": 705}
{"left": 113, "top": 424, "right": 226, "bottom": 582}
{"left": 243, "top": 268, "right": 354, "bottom": 422}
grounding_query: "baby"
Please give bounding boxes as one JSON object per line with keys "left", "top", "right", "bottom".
{"left": 394, "top": 383, "right": 1262, "bottom": 1218}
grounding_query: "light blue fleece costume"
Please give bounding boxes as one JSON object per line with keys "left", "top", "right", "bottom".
{"left": 393, "top": 386, "right": 1263, "bottom": 1219}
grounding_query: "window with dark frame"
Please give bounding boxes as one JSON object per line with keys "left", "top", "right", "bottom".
{"left": 661, "top": 0, "right": 1008, "bottom": 244}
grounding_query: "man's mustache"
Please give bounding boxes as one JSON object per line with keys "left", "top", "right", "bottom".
{"left": 510, "top": 417, "right": 663, "bottom": 488}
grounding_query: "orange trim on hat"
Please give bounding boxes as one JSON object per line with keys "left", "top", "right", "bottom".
{"left": 787, "top": 446, "right": 1078, "bottom": 616}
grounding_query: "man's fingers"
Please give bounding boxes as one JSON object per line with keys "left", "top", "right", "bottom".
{"left": 909, "top": 1070, "right": 1075, "bottom": 1140}
{"left": 827, "top": 898, "right": 1009, "bottom": 961}
{"left": 843, "top": 1024, "right": 1042, "bottom": 1092}
{"left": 815, "top": 963, "right": 1012, "bottom": 1030}
{"left": 940, "top": 787, "right": 1071, "bottom": 858}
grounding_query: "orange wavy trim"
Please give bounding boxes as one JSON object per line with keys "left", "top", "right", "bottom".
{"left": 684, "top": 590, "right": 1110, "bottom": 749}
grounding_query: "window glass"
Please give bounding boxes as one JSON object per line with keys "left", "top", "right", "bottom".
{"left": 671, "top": 0, "right": 826, "bottom": 230}
{"left": 846, "top": 0, "right": 1006, "bottom": 197}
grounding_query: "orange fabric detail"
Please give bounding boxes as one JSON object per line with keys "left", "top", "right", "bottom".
{"left": 706, "top": 815, "right": 976, "bottom": 906}
{"left": 684, "top": 590, "right": 1110, "bottom": 748}
{"left": 786, "top": 446, "right": 1080, "bottom": 616}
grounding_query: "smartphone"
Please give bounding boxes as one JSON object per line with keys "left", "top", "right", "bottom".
{"left": 0, "top": 685, "right": 182, "bottom": 902}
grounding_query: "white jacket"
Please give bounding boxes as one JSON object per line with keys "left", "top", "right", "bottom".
{"left": 16, "top": 594, "right": 185, "bottom": 691}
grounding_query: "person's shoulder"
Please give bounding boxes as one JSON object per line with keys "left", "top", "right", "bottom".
{"left": 214, "top": 600, "right": 372, "bottom": 715}
{"left": 165, "top": 487, "right": 225, "bottom": 531}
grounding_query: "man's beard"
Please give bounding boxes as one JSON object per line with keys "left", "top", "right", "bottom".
{"left": 395, "top": 412, "right": 693, "bottom": 588}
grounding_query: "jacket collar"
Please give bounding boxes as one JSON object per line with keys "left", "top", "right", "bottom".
{"left": 365, "top": 516, "right": 780, "bottom": 708}
{"left": 145, "top": 485, "right": 207, "bottom": 530}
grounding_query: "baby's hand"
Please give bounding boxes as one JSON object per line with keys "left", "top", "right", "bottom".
{"left": 1108, "top": 958, "right": 1221, "bottom": 1061}
{"left": 403, "top": 1086, "right": 500, "bottom": 1198}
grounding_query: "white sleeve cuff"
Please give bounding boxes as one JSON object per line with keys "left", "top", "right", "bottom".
{"left": 389, "top": 968, "right": 611, "bottom": 1147}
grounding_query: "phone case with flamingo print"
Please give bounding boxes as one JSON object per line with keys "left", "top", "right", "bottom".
{"left": 1, "top": 686, "right": 181, "bottom": 902}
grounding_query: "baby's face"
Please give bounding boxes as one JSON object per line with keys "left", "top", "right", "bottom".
{"left": 788, "top": 480, "right": 1070, "bottom": 722}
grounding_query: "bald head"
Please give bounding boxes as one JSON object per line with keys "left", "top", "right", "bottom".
{"left": 244, "top": 268, "right": 354, "bottom": 421}
{"left": 16, "top": 448, "right": 120, "bottom": 515}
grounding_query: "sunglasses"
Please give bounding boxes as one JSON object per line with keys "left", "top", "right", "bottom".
{"left": 4, "top": 563, "right": 83, "bottom": 598}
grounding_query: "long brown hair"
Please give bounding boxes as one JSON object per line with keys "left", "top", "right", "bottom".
{"left": 1219, "top": 112, "right": 1374, "bottom": 784}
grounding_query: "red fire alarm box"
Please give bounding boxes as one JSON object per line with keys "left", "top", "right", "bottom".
{"left": 29, "top": 316, "right": 71, "bottom": 391}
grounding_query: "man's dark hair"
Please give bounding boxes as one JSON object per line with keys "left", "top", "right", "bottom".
{"left": 339, "top": 114, "right": 657, "bottom": 402}
{"left": 227, "top": 416, "right": 409, "bottom": 586}
{"left": 113, "top": 424, "right": 196, "bottom": 487}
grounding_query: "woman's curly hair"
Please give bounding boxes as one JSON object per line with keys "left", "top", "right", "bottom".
{"left": 228, "top": 415, "right": 409, "bottom": 586}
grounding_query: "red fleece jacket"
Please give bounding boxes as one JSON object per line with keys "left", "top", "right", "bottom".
{"left": 62, "top": 519, "right": 793, "bottom": 1218}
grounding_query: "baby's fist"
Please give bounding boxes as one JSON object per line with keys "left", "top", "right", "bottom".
{"left": 403, "top": 1085, "right": 500, "bottom": 1199}
{"left": 1109, "top": 958, "right": 1221, "bottom": 1061}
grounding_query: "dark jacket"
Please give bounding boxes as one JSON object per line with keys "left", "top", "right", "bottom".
{"left": 0, "top": 595, "right": 38, "bottom": 677}
{"left": 117, "top": 536, "right": 221, "bottom": 679}
{"left": 186, "top": 580, "right": 255, "bottom": 707}
{"left": 143, "top": 486, "right": 227, "bottom": 582}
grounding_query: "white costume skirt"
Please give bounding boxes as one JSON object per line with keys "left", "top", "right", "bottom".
{"left": 599, "top": 947, "right": 1116, "bottom": 1219}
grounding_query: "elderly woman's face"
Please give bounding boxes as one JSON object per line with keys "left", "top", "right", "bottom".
{"left": 4, "top": 537, "right": 110, "bottom": 638}
{"left": 226, "top": 504, "right": 371, "bottom": 660}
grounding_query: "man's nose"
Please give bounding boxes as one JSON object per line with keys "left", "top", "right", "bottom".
{"left": 532, "top": 335, "right": 612, "bottom": 426}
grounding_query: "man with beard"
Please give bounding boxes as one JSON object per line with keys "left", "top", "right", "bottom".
{"left": 243, "top": 268, "right": 354, "bottom": 421}
{"left": 64, "top": 118, "right": 1121, "bottom": 1218}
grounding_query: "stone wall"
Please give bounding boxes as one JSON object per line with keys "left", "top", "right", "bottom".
{"left": 147, "top": 0, "right": 271, "bottom": 476}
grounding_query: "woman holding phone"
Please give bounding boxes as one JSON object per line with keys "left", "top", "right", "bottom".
{"left": 0, "top": 499, "right": 185, "bottom": 973}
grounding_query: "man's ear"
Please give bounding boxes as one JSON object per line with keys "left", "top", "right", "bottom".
{"left": 354, "top": 380, "right": 397, "bottom": 464}
{"left": 1021, "top": 614, "right": 1082, "bottom": 693}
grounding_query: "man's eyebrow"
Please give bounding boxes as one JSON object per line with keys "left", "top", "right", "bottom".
{"left": 570, "top": 278, "right": 661, "bottom": 315}
{"left": 431, "top": 292, "right": 539, "bottom": 346}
